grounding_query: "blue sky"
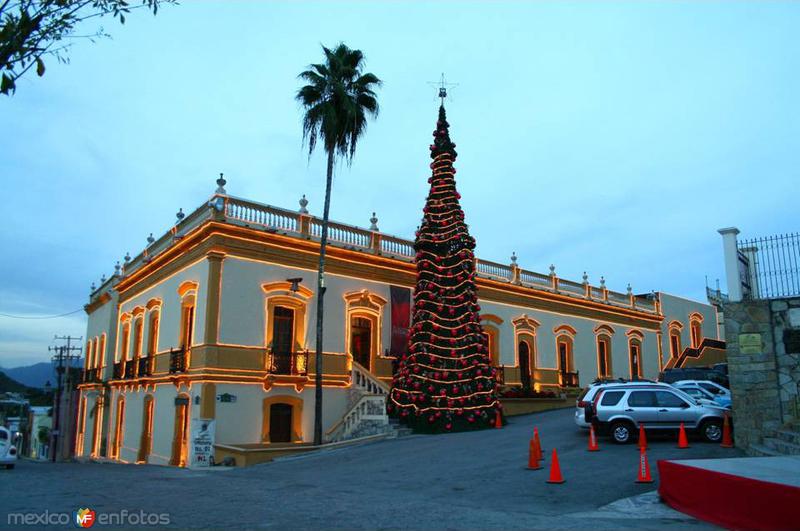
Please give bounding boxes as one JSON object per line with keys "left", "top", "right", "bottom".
{"left": 1, "top": 1, "right": 798, "bottom": 367}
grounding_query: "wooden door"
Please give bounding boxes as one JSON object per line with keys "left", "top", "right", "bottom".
{"left": 269, "top": 403, "right": 292, "bottom": 443}
{"left": 519, "top": 341, "right": 531, "bottom": 390}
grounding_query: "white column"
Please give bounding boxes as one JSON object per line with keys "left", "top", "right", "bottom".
{"left": 718, "top": 227, "right": 742, "bottom": 302}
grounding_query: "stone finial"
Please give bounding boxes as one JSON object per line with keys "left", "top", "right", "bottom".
{"left": 100, "top": 274, "right": 106, "bottom": 283}
{"left": 369, "top": 212, "right": 379, "bottom": 231}
{"left": 147, "top": 233, "right": 155, "bottom": 246}
{"left": 510, "top": 252, "right": 518, "bottom": 265}
{"left": 549, "top": 264, "right": 556, "bottom": 276}
{"left": 114, "top": 261, "right": 121, "bottom": 276}
{"left": 600, "top": 276, "right": 606, "bottom": 287}
{"left": 582, "top": 271, "right": 588, "bottom": 284}
{"left": 627, "top": 283, "right": 633, "bottom": 295}
{"left": 90, "top": 281, "right": 96, "bottom": 292}
{"left": 215, "top": 172, "right": 227, "bottom": 194}
{"left": 176, "top": 208, "right": 185, "bottom": 224}
{"left": 298, "top": 194, "right": 309, "bottom": 214}
{"left": 124, "top": 252, "right": 131, "bottom": 264}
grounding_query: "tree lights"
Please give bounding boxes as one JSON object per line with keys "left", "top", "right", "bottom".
{"left": 388, "top": 105, "right": 500, "bottom": 433}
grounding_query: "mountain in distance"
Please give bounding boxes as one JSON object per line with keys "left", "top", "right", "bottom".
{"left": 0, "top": 359, "right": 83, "bottom": 389}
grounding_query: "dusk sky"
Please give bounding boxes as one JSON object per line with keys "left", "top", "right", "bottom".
{"left": 1, "top": 1, "right": 798, "bottom": 367}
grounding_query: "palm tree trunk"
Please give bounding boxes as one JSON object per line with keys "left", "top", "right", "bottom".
{"left": 313, "top": 149, "right": 335, "bottom": 445}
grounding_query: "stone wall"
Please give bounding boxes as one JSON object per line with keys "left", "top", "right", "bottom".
{"left": 723, "top": 297, "right": 800, "bottom": 453}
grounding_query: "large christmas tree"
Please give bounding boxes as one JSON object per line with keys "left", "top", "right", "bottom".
{"left": 387, "top": 104, "right": 501, "bottom": 433}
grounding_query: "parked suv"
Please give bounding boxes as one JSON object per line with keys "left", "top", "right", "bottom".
{"left": 574, "top": 379, "right": 665, "bottom": 429}
{"left": 584, "top": 384, "right": 728, "bottom": 444}
{"left": 0, "top": 427, "right": 17, "bottom": 469}
{"left": 659, "top": 368, "right": 728, "bottom": 388}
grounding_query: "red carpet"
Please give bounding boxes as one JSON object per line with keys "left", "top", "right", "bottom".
{"left": 658, "top": 458, "right": 800, "bottom": 531}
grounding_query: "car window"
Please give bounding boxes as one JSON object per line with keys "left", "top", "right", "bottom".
{"left": 657, "top": 391, "right": 689, "bottom": 408}
{"left": 0, "top": 430, "right": 7, "bottom": 440}
{"left": 680, "top": 387, "right": 706, "bottom": 399}
{"left": 600, "top": 391, "right": 625, "bottom": 406}
{"left": 627, "top": 391, "right": 657, "bottom": 407}
{"left": 699, "top": 382, "right": 720, "bottom": 395}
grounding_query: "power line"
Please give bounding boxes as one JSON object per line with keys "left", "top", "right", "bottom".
{"left": 0, "top": 308, "right": 84, "bottom": 320}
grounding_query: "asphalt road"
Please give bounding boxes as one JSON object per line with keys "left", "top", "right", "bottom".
{"left": 1, "top": 408, "right": 742, "bottom": 530}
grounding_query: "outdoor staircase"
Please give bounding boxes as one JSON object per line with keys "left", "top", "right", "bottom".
{"left": 750, "top": 424, "right": 800, "bottom": 457}
{"left": 325, "top": 361, "right": 412, "bottom": 442}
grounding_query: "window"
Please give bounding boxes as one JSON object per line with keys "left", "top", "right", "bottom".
{"left": 629, "top": 339, "right": 642, "bottom": 379}
{"left": 85, "top": 340, "right": 92, "bottom": 369}
{"left": 597, "top": 335, "right": 612, "bottom": 377}
{"left": 518, "top": 340, "right": 532, "bottom": 390}
{"left": 120, "top": 323, "right": 130, "bottom": 362}
{"left": 669, "top": 330, "right": 681, "bottom": 358}
{"left": 600, "top": 391, "right": 625, "bottom": 406}
{"left": 180, "top": 302, "right": 195, "bottom": 351}
{"left": 132, "top": 318, "right": 144, "bottom": 359}
{"left": 627, "top": 391, "right": 657, "bottom": 407}
{"left": 97, "top": 335, "right": 106, "bottom": 368}
{"left": 557, "top": 336, "right": 573, "bottom": 374}
{"left": 681, "top": 387, "right": 709, "bottom": 400}
{"left": 656, "top": 391, "right": 689, "bottom": 408}
{"left": 690, "top": 313, "right": 704, "bottom": 348}
{"left": 147, "top": 312, "right": 159, "bottom": 356}
{"left": 699, "top": 382, "right": 721, "bottom": 395}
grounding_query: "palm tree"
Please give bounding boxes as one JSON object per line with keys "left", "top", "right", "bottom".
{"left": 296, "top": 43, "right": 381, "bottom": 445}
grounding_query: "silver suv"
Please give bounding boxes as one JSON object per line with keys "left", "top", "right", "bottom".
{"left": 584, "top": 384, "right": 728, "bottom": 444}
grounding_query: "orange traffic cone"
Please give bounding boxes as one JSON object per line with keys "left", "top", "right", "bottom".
{"left": 588, "top": 425, "right": 600, "bottom": 452}
{"left": 721, "top": 414, "right": 734, "bottom": 448}
{"left": 533, "top": 427, "right": 543, "bottom": 460}
{"left": 635, "top": 447, "right": 653, "bottom": 483}
{"left": 638, "top": 424, "right": 647, "bottom": 450}
{"left": 678, "top": 422, "right": 690, "bottom": 449}
{"left": 527, "top": 439, "right": 542, "bottom": 470}
{"left": 546, "top": 448, "right": 565, "bottom": 483}
{"left": 495, "top": 410, "right": 503, "bottom": 429}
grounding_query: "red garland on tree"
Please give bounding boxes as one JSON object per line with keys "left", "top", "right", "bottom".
{"left": 387, "top": 104, "right": 501, "bottom": 433}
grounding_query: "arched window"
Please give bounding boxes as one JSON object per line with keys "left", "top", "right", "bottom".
{"left": 147, "top": 311, "right": 160, "bottom": 356}
{"left": 480, "top": 314, "right": 504, "bottom": 366}
{"left": 75, "top": 395, "right": 87, "bottom": 455}
{"left": 112, "top": 396, "right": 126, "bottom": 460}
{"left": 132, "top": 317, "right": 144, "bottom": 360}
{"left": 120, "top": 322, "right": 131, "bottom": 362}
{"left": 138, "top": 395, "right": 155, "bottom": 463}
{"left": 629, "top": 338, "right": 643, "bottom": 379}
{"left": 90, "top": 397, "right": 104, "bottom": 458}
{"left": 85, "top": 340, "right": 92, "bottom": 370}
{"left": 597, "top": 335, "right": 612, "bottom": 378}
{"left": 668, "top": 321, "right": 683, "bottom": 358}
{"left": 556, "top": 335, "right": 575, "bottom": 386}
{"left": 689, "top": 313, "right": 704, "bottom": 348}
{"left": 97, "top": 334, "right": 106, "bottom": 368}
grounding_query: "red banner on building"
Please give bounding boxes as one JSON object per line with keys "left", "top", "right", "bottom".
{"left": 389, "top": 286, "right": 411, "bottom": 357}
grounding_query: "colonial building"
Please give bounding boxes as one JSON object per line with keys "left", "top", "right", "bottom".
{"left": 76, "top": 176, "right": 721, "bottom": 466}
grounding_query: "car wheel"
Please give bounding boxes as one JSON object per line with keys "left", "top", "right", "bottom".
{"left": 701, "top": 419, "right": 723, "bottom": 443}
{"left": 611, "top": 421, "right": 633, "bottom": 444}
{"left": 5, "top": 464, "right": 14, "bottom": 470}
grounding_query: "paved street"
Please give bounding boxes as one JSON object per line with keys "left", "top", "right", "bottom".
{"left": 2, "top": 408, "right": 741, "bottom": 530}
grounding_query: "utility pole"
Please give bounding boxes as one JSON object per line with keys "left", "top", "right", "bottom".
{"left": 48, "top": 335, "right": 82, "bottom": 462}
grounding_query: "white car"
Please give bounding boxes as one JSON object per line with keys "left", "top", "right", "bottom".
{"left": 0, "top": 427, "right": 18, "bottom": 469}
{"left": 672, "top": 380, "right": 730, "bottom": 398}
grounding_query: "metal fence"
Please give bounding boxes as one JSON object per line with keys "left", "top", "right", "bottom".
{"left": 738, "top": 232, "right": 800, "bottom": 299}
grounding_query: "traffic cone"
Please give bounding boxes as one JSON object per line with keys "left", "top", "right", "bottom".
{"left": 638, "top": 424, "right": 647, "bottom": 450}
{"left": 588, "top": 425, "right": 600, "bottom": 452}
{"left": 527, "top": 439, "right": 542, "bottom": 470}
{"left": 677, "top": 422, "right": 690, "bottom": 449}
{"left": 635, "top": 447, "right": 653, "bottom": 483}
{"left": 721, "top": 414, "right": 734, "bottom": 448}
{"left": 495, "top": 410, "right": 502, "bottom": 429}
{"left": 533, "top": 427, "right": 543, "bottom": 460}
{"left": 546, "top": 448, "right": 565, "bottom": 484}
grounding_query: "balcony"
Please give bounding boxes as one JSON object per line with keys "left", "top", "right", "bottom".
{"left": 169, "top": 348, "right": 187, "bottom": 374}
{"left": 137, "top": 356, "right": 153, "bottom": 377}
{"left": 124, "top": 360, "right": 136, "bottom": 379}
{"left": 82, "top": 367, "right": 101, "bottom": 383}
{"left": 113, "top": 362, "right": 124, "bottom": 380}
{"left": 559, "top": 371, "right": 580, "bottom": 388}
{"left": 266, "top": 349, "right": 308, "bottom": 376}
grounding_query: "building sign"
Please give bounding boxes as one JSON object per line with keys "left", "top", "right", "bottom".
{"left": 739, "top": 333, "right": 763, "bottom": 354}
{"left": 217, "top": 393, "right": 236, "bottom": 403}
{"left": 189, "top": 419, "right": 215, "bottom": 467}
